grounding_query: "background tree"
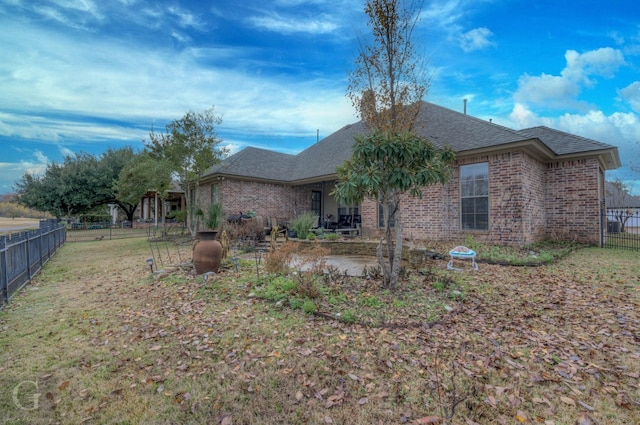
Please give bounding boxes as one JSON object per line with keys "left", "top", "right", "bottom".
{"left": 114, "top": 152, "right": 172, "bottom": 207}
{"left": 347, "top": 0, "right": 427, "bottom": 133}
{"left": 145, "top": 107, "right": 227, "bottom": 236}
{"left": 15, "top": 160, "right": 79, "bottom": 218}
{"left": 14, "top": 147, "right": 139, "bottom": 220}
{"left": 607, "top": 179, "right": 639, "bottom": 233}
{"left": 114, "top": 151, "right": 173, "bottom": 230}
{"left": 97, "top": 147, "right": 139, "bottom": 221}
{"left": 334, "top": 0, "right": 455, "bottom": 290}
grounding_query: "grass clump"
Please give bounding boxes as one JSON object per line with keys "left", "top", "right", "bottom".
{"left": 289, "top": 212, "right": 318, "bottom": 240}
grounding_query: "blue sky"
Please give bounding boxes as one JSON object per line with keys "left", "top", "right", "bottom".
{"left": 1, "top": 0, "right": 639, "bottom": 195}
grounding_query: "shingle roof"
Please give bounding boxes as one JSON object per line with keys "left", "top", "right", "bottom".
{"left": 413, "top": 102, "right": 530, "bottom": 151}
{"left": 204, "top": 146, "right": 297, "bottom": 181}
{"left": 516, "top": 126, "right": 614, "bottom": 155}
{"left": 202, "top": 101, "right": 619, "bottom": 182}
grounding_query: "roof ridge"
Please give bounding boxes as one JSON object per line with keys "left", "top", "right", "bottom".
{"left": 421, "top": 101, "right": 527, "bottom": 138}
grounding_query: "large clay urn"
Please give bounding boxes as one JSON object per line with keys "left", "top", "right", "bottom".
{"left": 192, "top": 231, "right": 223, "bottom": 274}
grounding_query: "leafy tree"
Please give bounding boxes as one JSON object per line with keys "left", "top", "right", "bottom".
{"left": 96, "top": 147, "right": 139, "bottom": 221}
{"left": 14, "top": 147, "right": 139, "bottom": 220}
{"left": 334, "top": 132, "right": 455, "bottom": 289}
{"left": 15, "top": 159, "right": 81, "bottom": 218}
{"left": 335, "top": 0, "right": 455, "bottom": 290}
{"left": 145, "top": 107, "right": 227, "bottom": 236}
{"left": 114, "top": 151, "right": 173, "bottom": 228}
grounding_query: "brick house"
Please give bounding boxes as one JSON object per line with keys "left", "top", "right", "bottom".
{"left": 198, "top": 102, "right": 620, "bottom": 246}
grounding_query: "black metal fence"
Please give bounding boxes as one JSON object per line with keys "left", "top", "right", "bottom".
{"left": 65, "top": 221, "right": 188, "bottom": 242}
{"left": 604, "top": 208, "right": 640, "bottom": 251}
{"left": 1, "top": 220, "right": 66, "bottom": 307}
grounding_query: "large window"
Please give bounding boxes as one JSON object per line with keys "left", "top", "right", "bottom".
{"left": 460, "top": 163, "right": 489, "bottom": 230}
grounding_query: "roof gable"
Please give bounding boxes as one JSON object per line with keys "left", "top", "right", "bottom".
{"left": 516, "top": 126, "right": 614, "bottom": 155}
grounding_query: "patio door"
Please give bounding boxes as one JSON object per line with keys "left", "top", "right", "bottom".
{"left": 311, "top": 191, "right": 322, "bottom": 227}
{"left": 311, "top": 190, "right": 322, "bottom": 217}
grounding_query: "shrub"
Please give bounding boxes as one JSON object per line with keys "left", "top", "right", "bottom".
{"left": 264, "top": 241, "right": 299, "bottom": 274}
{"left": 360, "top": 295, "right": 383, "bottom": 307}
{"left": 290, "top": 212, "right": 318, "bottom": 240}
{"left": 226, "top": 217, "right": 264, "bottom": 242}
{"left": 289, "top": 298, "right": 304, "bottom": 310}
{"left": 295, "top": 243, "right": 329, "bottom": 276}
{"left": 325, "top": 232, "right": 339, "bottom": 241}
{"left": 198, "top": 202, "right": 225, "bottom": 230}
{"left": 256, "top": 276, "right": 298, "bottom": 301}
{"left": 341, "top": 310, "right": 357, "bottom": 323}
{"left": 302, "top": 299, "right": 317, "bottom": 314}
{"left": 294, "top": 274, "right": 322, "bottom": 299}
{"left": 433, "top": 281, "right": 445, "bottom": 291}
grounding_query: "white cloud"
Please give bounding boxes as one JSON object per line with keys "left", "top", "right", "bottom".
{"left": 514, "top": 48, "right": 626, "bottom": 110}
{"left": 509, "top": 103, "right": 640, "bottom": 194}
{"left": 0, "top": 17, "right": 353, "bottom": 148}
{"left": 58, "top": 145, "right": 75, "bottom": 158}
{"left": 2, "top": 150, "right": 50, "bottom": 192}
{"left": 421, "top": 0, "right": 465, "bottom": 29}
{"left": 619, "top": 81, "right": 640, "bottom": 113}
{"left": 248, "top": 13, "right": 339, "bottom": 34}
{"left": 459, "top": 27, "right": 495, "bottom": 52}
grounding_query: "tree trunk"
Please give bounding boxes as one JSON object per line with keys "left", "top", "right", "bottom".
{"left": 377, "top": 201, "right": 392, "bottom": 287}
{"left": 116, "top": 202, "right": 137, "bottom": 222}
{"left": 389, "top": 207, "right": 403, "bottom": 290}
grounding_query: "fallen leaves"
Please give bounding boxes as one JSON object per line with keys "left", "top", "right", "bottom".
{"left": 415, "top": 416, "right": 440, "bottom": 424}
{"left": 3, "top": 238, "right": 640, "bottom": 425}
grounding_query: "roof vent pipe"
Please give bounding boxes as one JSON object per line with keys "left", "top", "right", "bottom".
{"left": 317, "top": 129, "right": 319, "bottom": 143}
{"left": 463, "top": 98, "right": 467, "bottom": 115}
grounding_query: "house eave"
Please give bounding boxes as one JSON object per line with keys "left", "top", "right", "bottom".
{"left": 292, "top": 174, "right": 338, "bottom": 186}
{"left": 551, "top": 148, "right": 620, "bottom": 171}
{"left": 456, "top": 139, "right": 620, "bottom": 171}
{"left": 455, "top": 138, "right": 556, "bottom": 162}
{"left": 200, "top": 173, "right": 290, "bottom": 186}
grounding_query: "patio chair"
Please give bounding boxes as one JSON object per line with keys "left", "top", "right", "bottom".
{"left": 336, "top": 215, "right": 352, "bottom": 229}
{"left": 269, "top": 217, "right": 289, "bottom": 239}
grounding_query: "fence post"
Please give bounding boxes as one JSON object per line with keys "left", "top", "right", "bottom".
{"left": 1, "top": 236, "right": 8, "bottom": 304}
{"left": 600, "top": 200, "right": 605, "bottom": 248}
{"left": 26, "top": 232, "right": 32, "bottom": 281}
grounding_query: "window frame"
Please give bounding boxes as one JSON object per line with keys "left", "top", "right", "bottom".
{"left": 460, "top": 162, "right": 489, "bottom": 231}
{"left": 378, "top": 200, "right": 395, "bottom": 228}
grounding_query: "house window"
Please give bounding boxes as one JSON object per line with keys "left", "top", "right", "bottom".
{"left": 337, "top": 204, "right": 359, "bottom": 217}
{"left": 378, "top": 201, "right": 395, "bottom": 228}
{"left": 460, "top": 162, "right": 489, "bottom": 230}
{"left": 211, "top": 184, "right": 219, "bottom": 204}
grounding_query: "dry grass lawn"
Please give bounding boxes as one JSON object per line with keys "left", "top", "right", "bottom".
{"left": 0, "top": 217, "right": 41, "bottom": 234}
{"left": 0, "top": 237, "right": 638, "bottom": 424}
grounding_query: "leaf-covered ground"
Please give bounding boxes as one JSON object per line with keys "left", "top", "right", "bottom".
{"left": 0, "top": 238, "right": 638, "bottom": 424}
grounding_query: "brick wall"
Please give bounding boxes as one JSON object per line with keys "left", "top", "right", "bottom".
{"left": 390, "top": 152, "right": 602, "bottom": 247}
{"left": 198, "top": 178, "right": 322, "bottom": 229}
{"left": 201, "top": 153, "right": 604, "bottom": 245}
{"left": 544, "top": 158, "right": 602, "bottom": 244}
